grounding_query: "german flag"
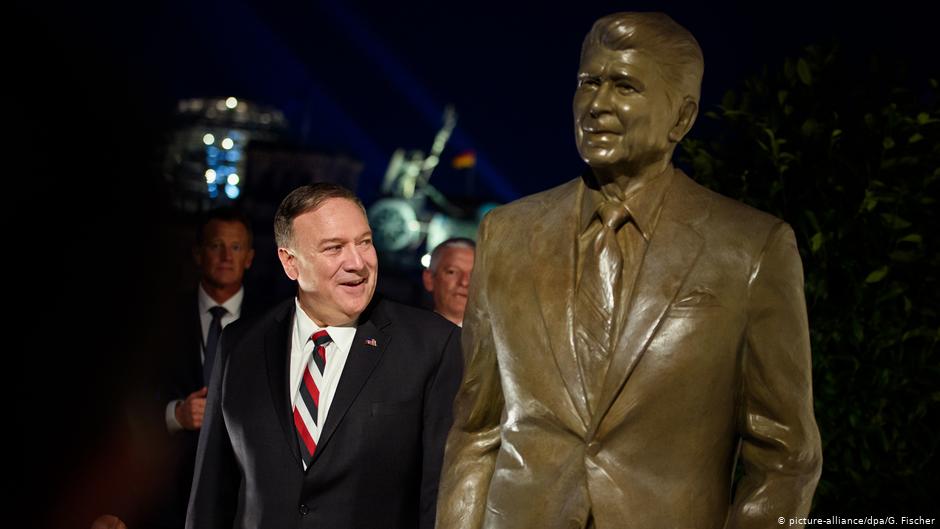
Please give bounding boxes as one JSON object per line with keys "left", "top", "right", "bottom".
{"left": 452, "top": 150, "right": 476, "bottom": 169}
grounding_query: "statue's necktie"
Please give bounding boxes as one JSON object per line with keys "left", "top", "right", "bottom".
{"left": 294, "top": 330, "right": 332, "bottom": 469}
{"left": 575, "top": 201, "right": 630, "bottom": 409}
{"left": 203, "top": 306, "right": 227, "bottom": 384}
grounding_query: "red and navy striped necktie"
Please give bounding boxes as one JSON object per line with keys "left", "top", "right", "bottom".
{"left": 293, "top": 330, "right": 331, "bottom": 469}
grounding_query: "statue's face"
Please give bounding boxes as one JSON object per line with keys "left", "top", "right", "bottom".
{"left": 573, "top": 46, "right": 678, "bottom": 172}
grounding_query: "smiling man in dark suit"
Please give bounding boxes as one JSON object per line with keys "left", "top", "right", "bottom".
{"left": 186, "top": 183, "right": 462, "bottom": 529}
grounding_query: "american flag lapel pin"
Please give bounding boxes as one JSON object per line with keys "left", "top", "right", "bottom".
{"left": 365, "top": 338, "right": 377, "bottom": 347}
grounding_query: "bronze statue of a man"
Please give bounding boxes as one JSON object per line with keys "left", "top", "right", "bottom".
{"left": 437, "top": 12, "right": 822, "bottom": 529}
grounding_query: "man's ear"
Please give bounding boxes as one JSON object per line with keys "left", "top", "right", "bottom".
{"left": 277, "top": 248, "right": 298, "bottom": 281}
{"left": 422, "top": 268, "right": 435, "bottom": 293}
{"left": 668, "top": 97, "right": 698, "bottom": 143}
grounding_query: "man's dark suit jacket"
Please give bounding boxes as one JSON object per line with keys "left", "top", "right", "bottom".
{"left": 186, "top": 296, "right": 462, "bottom": 529}
{"left": 150, "top": 291, "right": 263, "bottom": 529}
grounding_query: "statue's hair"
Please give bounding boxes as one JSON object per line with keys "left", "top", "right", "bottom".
{"left": 581, "top": 12, "right": 704, "bottom": 104}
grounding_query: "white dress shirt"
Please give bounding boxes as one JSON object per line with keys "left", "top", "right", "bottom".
{"left": 196, "top": 284, "right": 244, "bottom": 364}
{"left": 289, "top": 298, "right": 356, "bottom": 431}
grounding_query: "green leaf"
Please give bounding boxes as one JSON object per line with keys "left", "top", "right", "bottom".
{"left": 899, "top": 234, "right": 923, "bottom": 244}
{"left": 917, "top": 112, "right": 930, "bottom": 125}
{"left": 805, "top": 210, "right": 821, "bottom": 231}
{"left": 880, "top": 213, "right": 912, "bottom": 229}
{"left": 832, "top": 129, "right": 843, "bottom": 138}
{"left": 876, "top": 285, "right": 905, "bottom": 303}
{"left": 903, "top": 329, "right": 933, "bottom": 342}
{"left": 860, "top": 192, "right": 878, "bottom": 212}
{"left": 889, "top": 251, "right": 916, "bottom": 263}
{"left": 883, "top": 137, "right": 895, "bottom": 150}
{"left": 797, "top": 58, "right": 813, "bottom": 86}
{"left": 865, "top": 266, "right": 889, "bottom": 283}
{"left": 853, "top": 320, "right": 864, "bottom": 343}
{"left": 778, "top": 90, "right": 788, "bottom": 105}
{"left": 722, "top": 90, "right": 737, "bottom": 110}
{"left": 888, "top": 250, "right": 917, "bottom": 263}
{"left": 908, "top": 133, "right": 924, "bottom": 143}
{"left": 801, "top": 119, "right": 819, "bottom": 137}
{"left": 810, "top": 232, "right": 825, "bottom": 253}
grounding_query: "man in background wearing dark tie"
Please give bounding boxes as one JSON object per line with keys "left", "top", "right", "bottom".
{"left": 187, "top": 183, "right": 462, "bottom": 529}
{"left": 153, "top": 206, "right": 258, "bottom": 529}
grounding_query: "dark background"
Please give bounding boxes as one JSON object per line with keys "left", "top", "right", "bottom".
{"left": 11, "top": 0, "right": 937, "bottom": 526}
{"left": 15, "top": 0, "right": 936, "bottom": 202}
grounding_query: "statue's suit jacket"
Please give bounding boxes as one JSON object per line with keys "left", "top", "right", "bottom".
{"left": 437, "top": 169, "right": 822, "bottom": 529}
{"left": 186, "top": 296, "right": 462, "bottom": 529}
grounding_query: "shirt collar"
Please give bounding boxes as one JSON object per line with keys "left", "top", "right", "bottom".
{"left": 197, "top": 284, "right": 244, "bottom": 317}
{"left": 293, "top": 298, "right": 358, "bottom": 354}
{"left": 579, "top": 167, "right": 675, "bottom": 241}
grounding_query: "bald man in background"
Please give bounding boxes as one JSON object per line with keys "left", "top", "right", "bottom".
{"left": 423, "top": 238, "right": 475, "bottom": 326}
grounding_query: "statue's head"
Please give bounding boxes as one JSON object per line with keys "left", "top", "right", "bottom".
{"left": 573, "top": 12, "right": 703, "bottom": 176}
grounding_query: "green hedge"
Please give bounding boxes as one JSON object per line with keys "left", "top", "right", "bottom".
{"left": 679, "top": 44, "right": 939, "bottom": 512}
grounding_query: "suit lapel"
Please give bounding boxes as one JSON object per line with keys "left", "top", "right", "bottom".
{"left": 263, "top": 301, "right": 302, "bottom": 466}
{"left": 309, "top": 302, "right": 390, "bottom": 468}
{"left": 531, "top": 179, "right": 593, "bottom": 425}
{"left": 588, "top": 173, "right": 708, "bottom": 435}
{"left": 187, "top": 296, "right": 206, "bottom": 387}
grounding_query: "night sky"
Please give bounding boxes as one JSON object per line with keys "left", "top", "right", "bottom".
{"left": 16, "top": 0, "right": 935, "bottom": 204}
{"left": 11, "top": 1, "right": 936, "bottom": 525}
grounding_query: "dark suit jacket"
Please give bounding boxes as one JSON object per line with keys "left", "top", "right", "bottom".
{"left": 150, "top": 291, "right": 263, "bottom": 529}
{"left": 186, "top": 296, "right": 462, "bottom": 529}
{"left": 438, "top": 169, "right": 822, "bottom": 529}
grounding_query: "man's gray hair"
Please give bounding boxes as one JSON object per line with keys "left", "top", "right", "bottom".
{"left": 428, "top": 237, "right": 476, "bottom": 272}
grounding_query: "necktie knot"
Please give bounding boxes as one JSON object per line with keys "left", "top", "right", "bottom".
{"left": 311, "top": 330, "right": 333, "bottom": 348}
{"left": 597, "top": 201, "right": 630, "bottom": 231}
{"left": 209, "top": 306, "right": 227, "bottom": 320}
{"left": 310, "top": 330, "right": 332, "bottom": 375}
